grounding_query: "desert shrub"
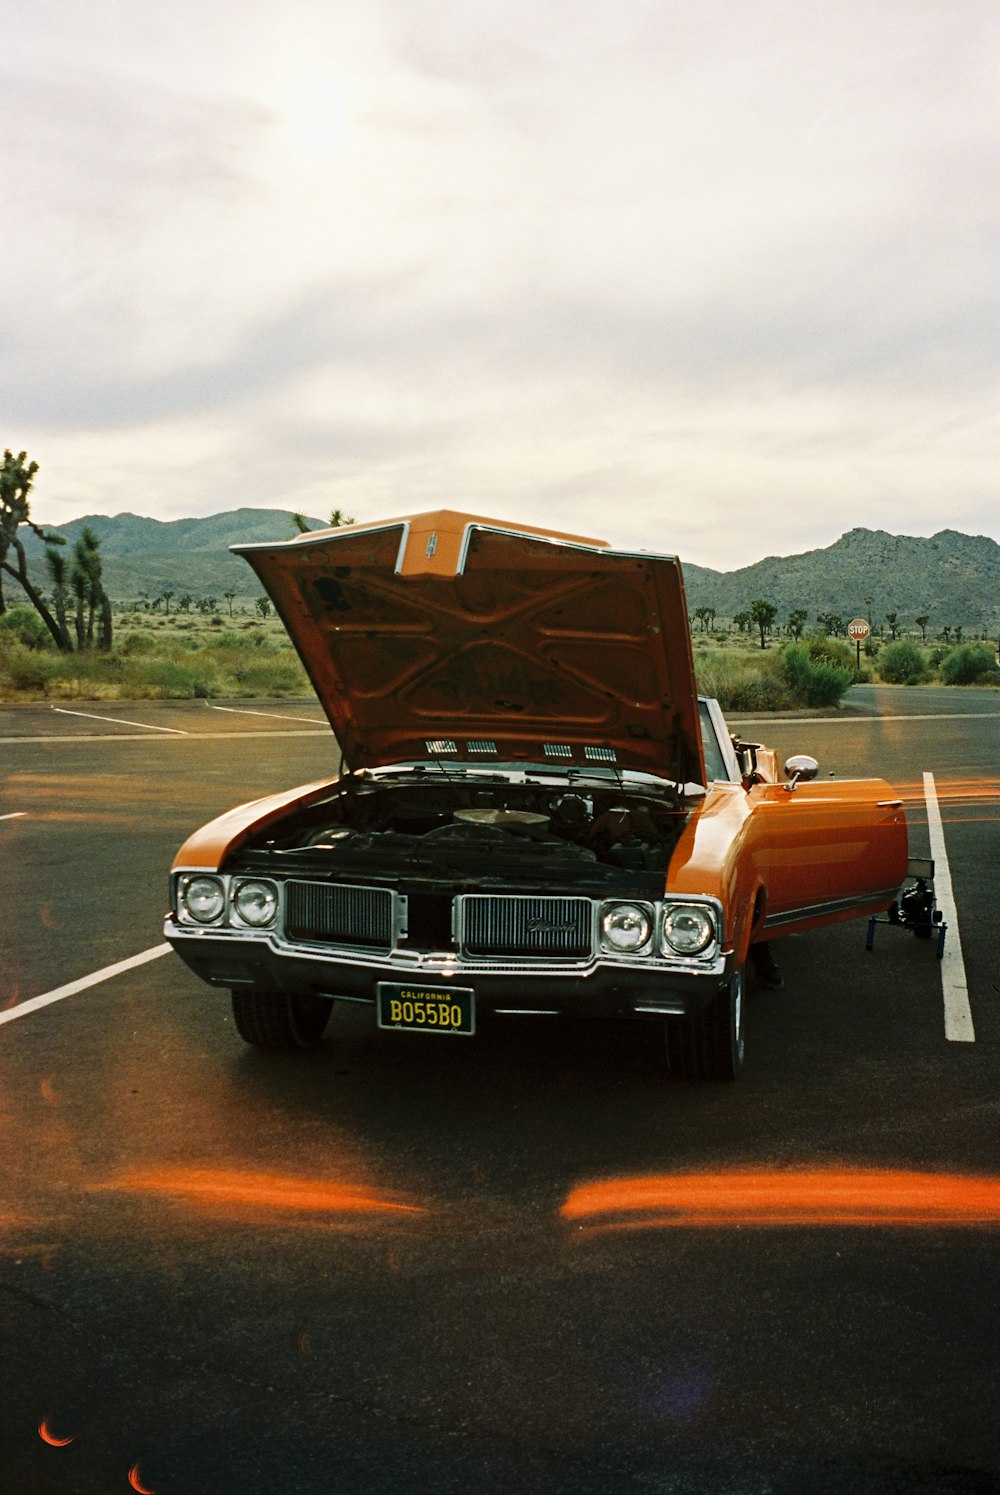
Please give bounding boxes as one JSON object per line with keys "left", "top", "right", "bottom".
{"left": 879, "top": 639, "right": 930, "bottom": 685}
{"left": 0, "top": 643, "right": 62, "bottom": 693}
{"left": 802, "top": 635, "right": 853, "bottom": 668}
{"left": 779, "top": 643, "right": 853, "bottom": 707}
{"left": 721, "top": 673, "right": 790, "bottom": 711}
{"left": 121, "top": 657, "right": 219, "bottom": 698}
{"left": 120, "top": 631, "right": 156, "bottom": 655}
{"left": 0, "top": 606, "right": 54, "bottom": 650}
{"left": 232, "top": 659, "right": 311, "bottom": 696}
{"left": 695, "top": 650, "right": 791, "bottom": 711}
{"left": 216, "top": 631, "right": 242, "bottom": 648}
{"left": 210, "top": 615, "right": 224, "bottom": 626}
{"left": 939, "top": 643, "right": 1000, "bottom": 686}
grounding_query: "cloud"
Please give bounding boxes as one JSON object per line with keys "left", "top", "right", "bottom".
{"left": 2, "top": 0, "right": 997, "bottom": 569}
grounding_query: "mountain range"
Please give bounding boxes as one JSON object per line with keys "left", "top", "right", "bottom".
{"left": 18, "top": 511, "right": 1000, "bottom": 630}
{"left": 682, "top": 527, "right": 999, "bottom": 631}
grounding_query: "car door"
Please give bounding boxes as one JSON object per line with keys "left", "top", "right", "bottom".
{"left": 746, "top": 779, "right": 907, "bottom": 936}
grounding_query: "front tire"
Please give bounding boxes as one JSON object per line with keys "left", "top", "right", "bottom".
{"left": 231, "top": 989, "right": 333, "bottom": 1050}
{"left": 665, "top": 966, "right": 745, "bottom": 1081}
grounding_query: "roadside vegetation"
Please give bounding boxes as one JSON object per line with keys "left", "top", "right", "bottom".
{"left": 690, "top": 630, "right": 997, "bottom": 710}
{"left": 1, "top": 447, "right": 997, "bottom": 709}
{"left": 2, "top": 605, "right": 996, "bottom": 709}
{"left": 0, "top": 607, "right": 311, "bottom": 701}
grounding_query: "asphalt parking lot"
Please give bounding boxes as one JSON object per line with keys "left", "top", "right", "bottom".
{"left": 1, "top": 687, "right": 998, "bottom": 1494}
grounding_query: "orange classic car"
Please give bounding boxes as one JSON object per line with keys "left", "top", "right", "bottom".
{"left": 164, "top": 511, "right": 908, "bottom": 1080}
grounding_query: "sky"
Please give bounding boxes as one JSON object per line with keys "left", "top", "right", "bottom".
{"left": 2, "top": 0, "right": 997, "bottom": 571}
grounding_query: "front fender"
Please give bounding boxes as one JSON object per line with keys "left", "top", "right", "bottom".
{"left": 171, "top": 776, "right": 341, "bottom": 872}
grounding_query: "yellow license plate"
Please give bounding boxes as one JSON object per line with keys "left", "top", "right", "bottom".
{"left": 376, "top": 984, "right": 475, "bottom": 1036}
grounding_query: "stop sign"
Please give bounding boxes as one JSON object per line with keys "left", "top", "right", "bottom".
{"left": 847, "top": 617, "right": 870, "bottom": 641}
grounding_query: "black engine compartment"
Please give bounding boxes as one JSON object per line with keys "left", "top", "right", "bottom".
{"left": 235, "top": 767, "right": 692, "bottom": 887}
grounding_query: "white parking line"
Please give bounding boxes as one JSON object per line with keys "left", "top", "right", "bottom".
{"left": 923, "top": 771, "right": 975, "bottom": 1043}
{"left": 0, "top": 812, "right": 27, "bottom": 821}
{"left": 734, "top": 712, "right": 1000, "bottom": 726}
{"left": 205, "top": 704, "right": 326, "bottom": 725}
{"left": 50, "top": 707, "right": 187, "bottom": 734}
{"left": 0, "top": 943, "right": 172, "bottom": 1027}
{"left": 0, "top": 728, "right": 329, "bottom": 745}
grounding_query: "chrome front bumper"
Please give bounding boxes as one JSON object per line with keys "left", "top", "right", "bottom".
{"left": 164, "top": 917, "right": 733, "bottom": 1020}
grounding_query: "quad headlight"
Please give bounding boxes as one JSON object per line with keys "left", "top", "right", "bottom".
{"left": 179, "top": 874, "right": 226, "bottom": 924}
{"left": 600, "top": 902, "right": 654, "bottom": 954}
{"left": 662, "top": 903, "right": 716, "bottom": 955}
{"left": 232, "top": 879, "right": 278, "bottom": 928}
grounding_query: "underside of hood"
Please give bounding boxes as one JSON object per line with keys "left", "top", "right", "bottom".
{"left": 233, "top": 511, "right": 705, "bottom": 784}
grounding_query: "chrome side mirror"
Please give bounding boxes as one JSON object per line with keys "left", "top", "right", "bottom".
{"left": 783, "top": 754, "right": 819, "bottom": 792}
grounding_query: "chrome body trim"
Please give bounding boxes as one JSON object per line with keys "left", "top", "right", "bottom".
{"left": 168, "top": 872, "right": 727, "bottom": 979}
{"left": 763, "top": 886, "right": 901, "bottom": 929}
{"left": 164, "top": 917, "right": 730, "bottom": 982}
{"left": 230, "top": 519, "right": 411, "bottom": 577}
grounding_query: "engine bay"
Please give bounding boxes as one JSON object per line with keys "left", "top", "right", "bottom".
{"left": 236, "top": 766, "right": 695, "bottom": 884}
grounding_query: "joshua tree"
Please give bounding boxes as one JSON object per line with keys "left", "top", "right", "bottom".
{"left": 787, "top": 608, "right": 808, "bottom": 640}
{"left": 885, "top": 612, "right": 900, "bottom": 640}
{"left": 70, "top": 527, "right": 112, "bottom": 650}
{"left": 733, "top": 609, "right": 752, "bottom": 635}
{"left": 0, "top": 448, "right": 69, "bottom": 646}
{"left": 749, "top": 599, "right": 778, "bottom": 650}
{"left": 915, "top": 614, "right": 929, "bottom": 641}
{"left": 224, "top": 589, "right": 237, "bottom": 617}
{"left": 255, "top": 596, "right": 272, "bottom": 620}
{"left": 43, "top": 544, "right": 72, "bottom": 650}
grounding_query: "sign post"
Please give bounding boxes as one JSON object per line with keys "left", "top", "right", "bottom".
{"left": 847, "top": 617, "right": 871, "bottom": 672}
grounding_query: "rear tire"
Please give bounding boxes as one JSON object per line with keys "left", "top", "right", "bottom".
{"left": 665, "top": 966, "right": 745, "bottom": 1081}
{"left": 231, "top": 989, "right": 332, "bottom": 1050}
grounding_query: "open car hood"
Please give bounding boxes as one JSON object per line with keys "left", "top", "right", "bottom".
{"left": 233, "top": 511, "right": 705, "bottom": 783}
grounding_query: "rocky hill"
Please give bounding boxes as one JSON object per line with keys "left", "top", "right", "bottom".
{"left": 16, "top": 512, "right": 1000, "bottom": 630}
{"left": 682, "top": 528, "right": 999, "bottom": 632}
{"left": 19, "top": 508, "right": 324, "bottom": 601}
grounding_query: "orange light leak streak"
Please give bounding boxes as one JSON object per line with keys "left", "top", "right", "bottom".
{"left": 128, "top": 1462, "right": 156, "bottom": 1494}
{"left": 561, "top": 1169, "right": 1000, "bottom": 1233}
{"left": 38, "top": 1419, "right": 75, "bottom": 1447}
{"left": 893, "top": 777, "right": 1000, "bottom": 822}
{"left": 96, "top": 1167, "right": 429, "bottom": 1223}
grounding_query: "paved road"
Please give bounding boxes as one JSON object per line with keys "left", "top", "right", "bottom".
{"left": 1, "top": 689, "right": 998, "bottom": 1494}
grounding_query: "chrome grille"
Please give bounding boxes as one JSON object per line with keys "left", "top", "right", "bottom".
{"left": 284, "top": 881, "right": 393, "bottom": 950}
{"left": 459, "top": 896, "right": 593, "bottom": 958}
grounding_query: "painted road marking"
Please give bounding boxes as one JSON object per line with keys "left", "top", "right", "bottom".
{"left": 51, "top": 706, "right": 187, "bottom": 734}
{"left": 0, "top": 729, "right": 329, "bottom": 745}
{"left": 206, "top": 704, "right": 326, "bottom": 725}
{"left": 0, "top": 943, "right": 171, "bottom": 1027}
{"left": 923, "top": 771, "right": 975, "bottom": 1043}
{"left": 0, "top": 812, "right": 27, "bottom": 821}
{"left": 734, "top": 712, "right": 1000, "bottom": 726}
